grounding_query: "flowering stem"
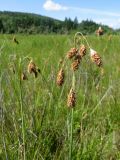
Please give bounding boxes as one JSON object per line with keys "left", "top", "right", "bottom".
{"left": 68, "top": 71, "right": 75, "bottom": 159}
{"left": 74, "top": 32, "right": 91, "bottom": 49}
{"left": 69, "top": 108, "right": 74, "bottom": 160}
{"left": 19, "top": 58, "right": 26, "bottom": 160}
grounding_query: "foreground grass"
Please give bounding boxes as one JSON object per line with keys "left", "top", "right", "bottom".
{"left": 0, "top": 34, "right": 120, "bottom": 160}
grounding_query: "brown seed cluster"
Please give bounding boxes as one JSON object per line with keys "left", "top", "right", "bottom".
{"left": 56, "top": 68, "right": 64, "bottom": 86}
{"left": 71, "top": 59, "right": 80, "bottom": 71}
{"left": 90, "top": 49, "right": 102, "bottom": 67}
{"left": 91, "top": 53, "right": 102, "bottom": 67}
{"left": 96, "top": 27, "right": 104, "bottom": 36}
{"left": 13, "top": 36, "right": 19, "bottom": 44}
{"left": 67, "top": 48, "right": 78, "bottom": 59}
{"left": 21, "top": 73, "right": 28, "bottom": 80}
{"left": 79, "top": 44, "right": 86, "bottom": 57}
{"left": 28, "top": 60, "right": 40, "bottom": 78}
{"left": 67, "top": 88, "right": 76, "bottom": 108}
{"left": 67, "top": 45, "right": 86, "bottom": 71}
{"left": 57, "top": 33, "right": 103, "bottom": 108}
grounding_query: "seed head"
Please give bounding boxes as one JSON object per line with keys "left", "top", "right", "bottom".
{"left": 56, "top": 68, "right": 64, "bottom": 86}
{"left": 90, "top": 49, "right": 102, "bottom": 67}
{"left": 21, "top": 73, "right": 28, "bottom": 80}
{"left": 13, "top": 36, "right": 19, "bottom": 44}
{"left": 67, "top": 88, "right": 76, "bottom": 108}
{"left": 71, "top": 59, "right": 80, "bottom": 71}
{"left": 28, "top": 60, "right": 40, "bottom": 78}
{"left": 79, "top": 44, "right": 86, "bottom": 57}
{"left": 28, "top": 60, "right": 36, "bottom": 73}
{"left": 67, "top": 48, "right": 78, "bottom": 59}
{"left": 96, "top": 27, "right": 104, "bottom": 36}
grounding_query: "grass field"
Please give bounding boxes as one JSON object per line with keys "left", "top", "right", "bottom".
{"left": 0, "top": 34, "right": 120, "bottom": 160}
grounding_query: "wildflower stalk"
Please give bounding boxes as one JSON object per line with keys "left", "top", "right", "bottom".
{"left": 69, "top": 107, "right": 74, "bottom": 160}
{"left": 74, "top": 32, "right": 91, "bottom": 49}
{"left": 19, "top": 58, "right": 26, "bottom": 160}
{"left": 69, "top": 72, "right": 75, "bottom": 160}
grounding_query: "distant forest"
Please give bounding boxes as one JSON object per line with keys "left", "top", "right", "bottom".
{"left": 0, "top": 11, "right": 117, "bottom": 34}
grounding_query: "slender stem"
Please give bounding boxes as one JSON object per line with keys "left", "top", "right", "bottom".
{"left": 69, "top": 108, "right": 74, "bottom": 160}
{"left": 1, "top": 109, "right": 8, "bottom": 160}
{"left": 74, "top": 32, "right": 91, "bottom": 49}
{"left": 69, "top": 72, "right": 75, "bottom": 160}
{"left": 19, "top": 59, "right": 26, "bottom": 160}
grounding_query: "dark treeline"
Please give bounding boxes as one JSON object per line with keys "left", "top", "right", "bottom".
{"left": 0, "top": 11, "right": 115, "bottom": 34}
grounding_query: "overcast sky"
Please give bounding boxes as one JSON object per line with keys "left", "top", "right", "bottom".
{"left": 0, "top": 0, "right": 120, "bottom": 29}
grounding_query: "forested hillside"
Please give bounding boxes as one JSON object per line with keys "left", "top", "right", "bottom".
{"left": 0, "top": 11, "right": 114, "bottom": 34}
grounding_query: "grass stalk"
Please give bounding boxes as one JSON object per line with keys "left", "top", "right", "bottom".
{"left": 19, "top": 78, "right": 26, "bottom": 160}
{"left": 68, "top": 72, "right": 75, "bottom": 160}
{"left": 69, "top": 108, "right": 74, "bottom": 160}
{"left": 19, "top": 59, "right": 26, "bottom": 160}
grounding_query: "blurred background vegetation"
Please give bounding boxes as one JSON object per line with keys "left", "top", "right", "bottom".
{"left": 0, "top": 11, "right": 118, "bottom": 35}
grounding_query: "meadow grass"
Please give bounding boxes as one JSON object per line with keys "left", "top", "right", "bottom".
{"left": 0, "top": 34, "right": 120, "bottom": 160}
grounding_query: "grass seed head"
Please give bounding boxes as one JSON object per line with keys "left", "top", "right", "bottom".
{"left": 79, "top": 44, "right": 86, "bottom": 57}
{"left": 21, "top": 72, "right": 28, "bottom": 80}
{"left": 56, "top": 68, "right": 64, "bottom": 86}
{"left": 71, "top": 59, "right": 80, "bottom": 71}
{"left": 96, "top": 27, "right": 104, "bottom": 36}
{"left": 13, "top": 36, "right": 19, "bottom": 44}
{"left": 28, "top": 60, "right": 36, "bottom": 73}
{"left": 90, "top": 49, "right": 102, "bottom": 67}
{"left": 67, "top": 88, "right": 76, "bottom": 108}
{"left": 67, "top": 48, "right": 78, "bottom": 59}
{"left": 28, "top": 60, "right": 39, "bottom": 78}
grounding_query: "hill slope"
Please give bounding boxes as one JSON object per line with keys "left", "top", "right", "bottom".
{"left": 0, "top": 11, "right": 114, "bottom": 34}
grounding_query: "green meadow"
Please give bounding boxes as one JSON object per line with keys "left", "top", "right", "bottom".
{"left": 0, "top": 34, "right": 120, "bottom": 160}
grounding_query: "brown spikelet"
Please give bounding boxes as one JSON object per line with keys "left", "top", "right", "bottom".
{"left": 90, "top": 49, "right": 102, "bottom": 67}
{"left": 13, "top": 36, "right": 19, "bottom": 44}
{"left": 28, "top": 60, "right": 40, "bottom": 78}
{"left": 91, "top": 53, "right": 102, "bottom": 67}
{"left": 67, "top": 88, "right": 76, "bottom": 108}
{"left": 56, "top": 69, "right": 64, "bottom": 86}
{"left": 71, "top": 59, "right": 80, "bottom": 71}
{"left": 28, "top": 60, "right": 36, "bottom": 73}
{"left": 67, "top": 48, "right": 78, "bottom": 59}
{"left": 79, "top": 44, "right": 86, "bottom": 57}
{"left": 96, "top": 27, "right": 104, "bottom": 36}
{"left": 21, "top": 73, "right": 28, "bottom": 80}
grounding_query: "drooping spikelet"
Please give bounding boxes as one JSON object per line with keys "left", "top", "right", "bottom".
{"left": 21, "top": 72, "right": 28, "bottom": 80}
{"left": 79, "top": 44, "right": 86, "bottom": 57}
{"left": 90, "top": 49, "right": 102, "bottom": 67}
{"left": 96, "top": 27, "right": 104, "bottom": 36}
{"left": 71, "top": 59, "right": 80, "bottom": 71}
{"left": 67, "top": 88, "right": 76, "bottom": 108}
{"left": 13, "top": 36, "right": 19, "bottom": 44}
{"left": 56, "top": 68, "right": 64, "bottom": 86}
{"left": 67, "top": 48, "right": 78, "bottom": 59}
{"left": 28, "top": 60, "right": 36, "bottom": 73}
{"left": 28, "top": 60, "right": 40, "bottom": 78}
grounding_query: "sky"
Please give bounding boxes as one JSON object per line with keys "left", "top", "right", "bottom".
{"left": 0, "top": 0, "right": 120, "bottom": 29}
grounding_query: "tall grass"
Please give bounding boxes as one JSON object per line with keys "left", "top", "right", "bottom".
{"left": 0, "top": 34, "right": 120, "bottom": 159}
